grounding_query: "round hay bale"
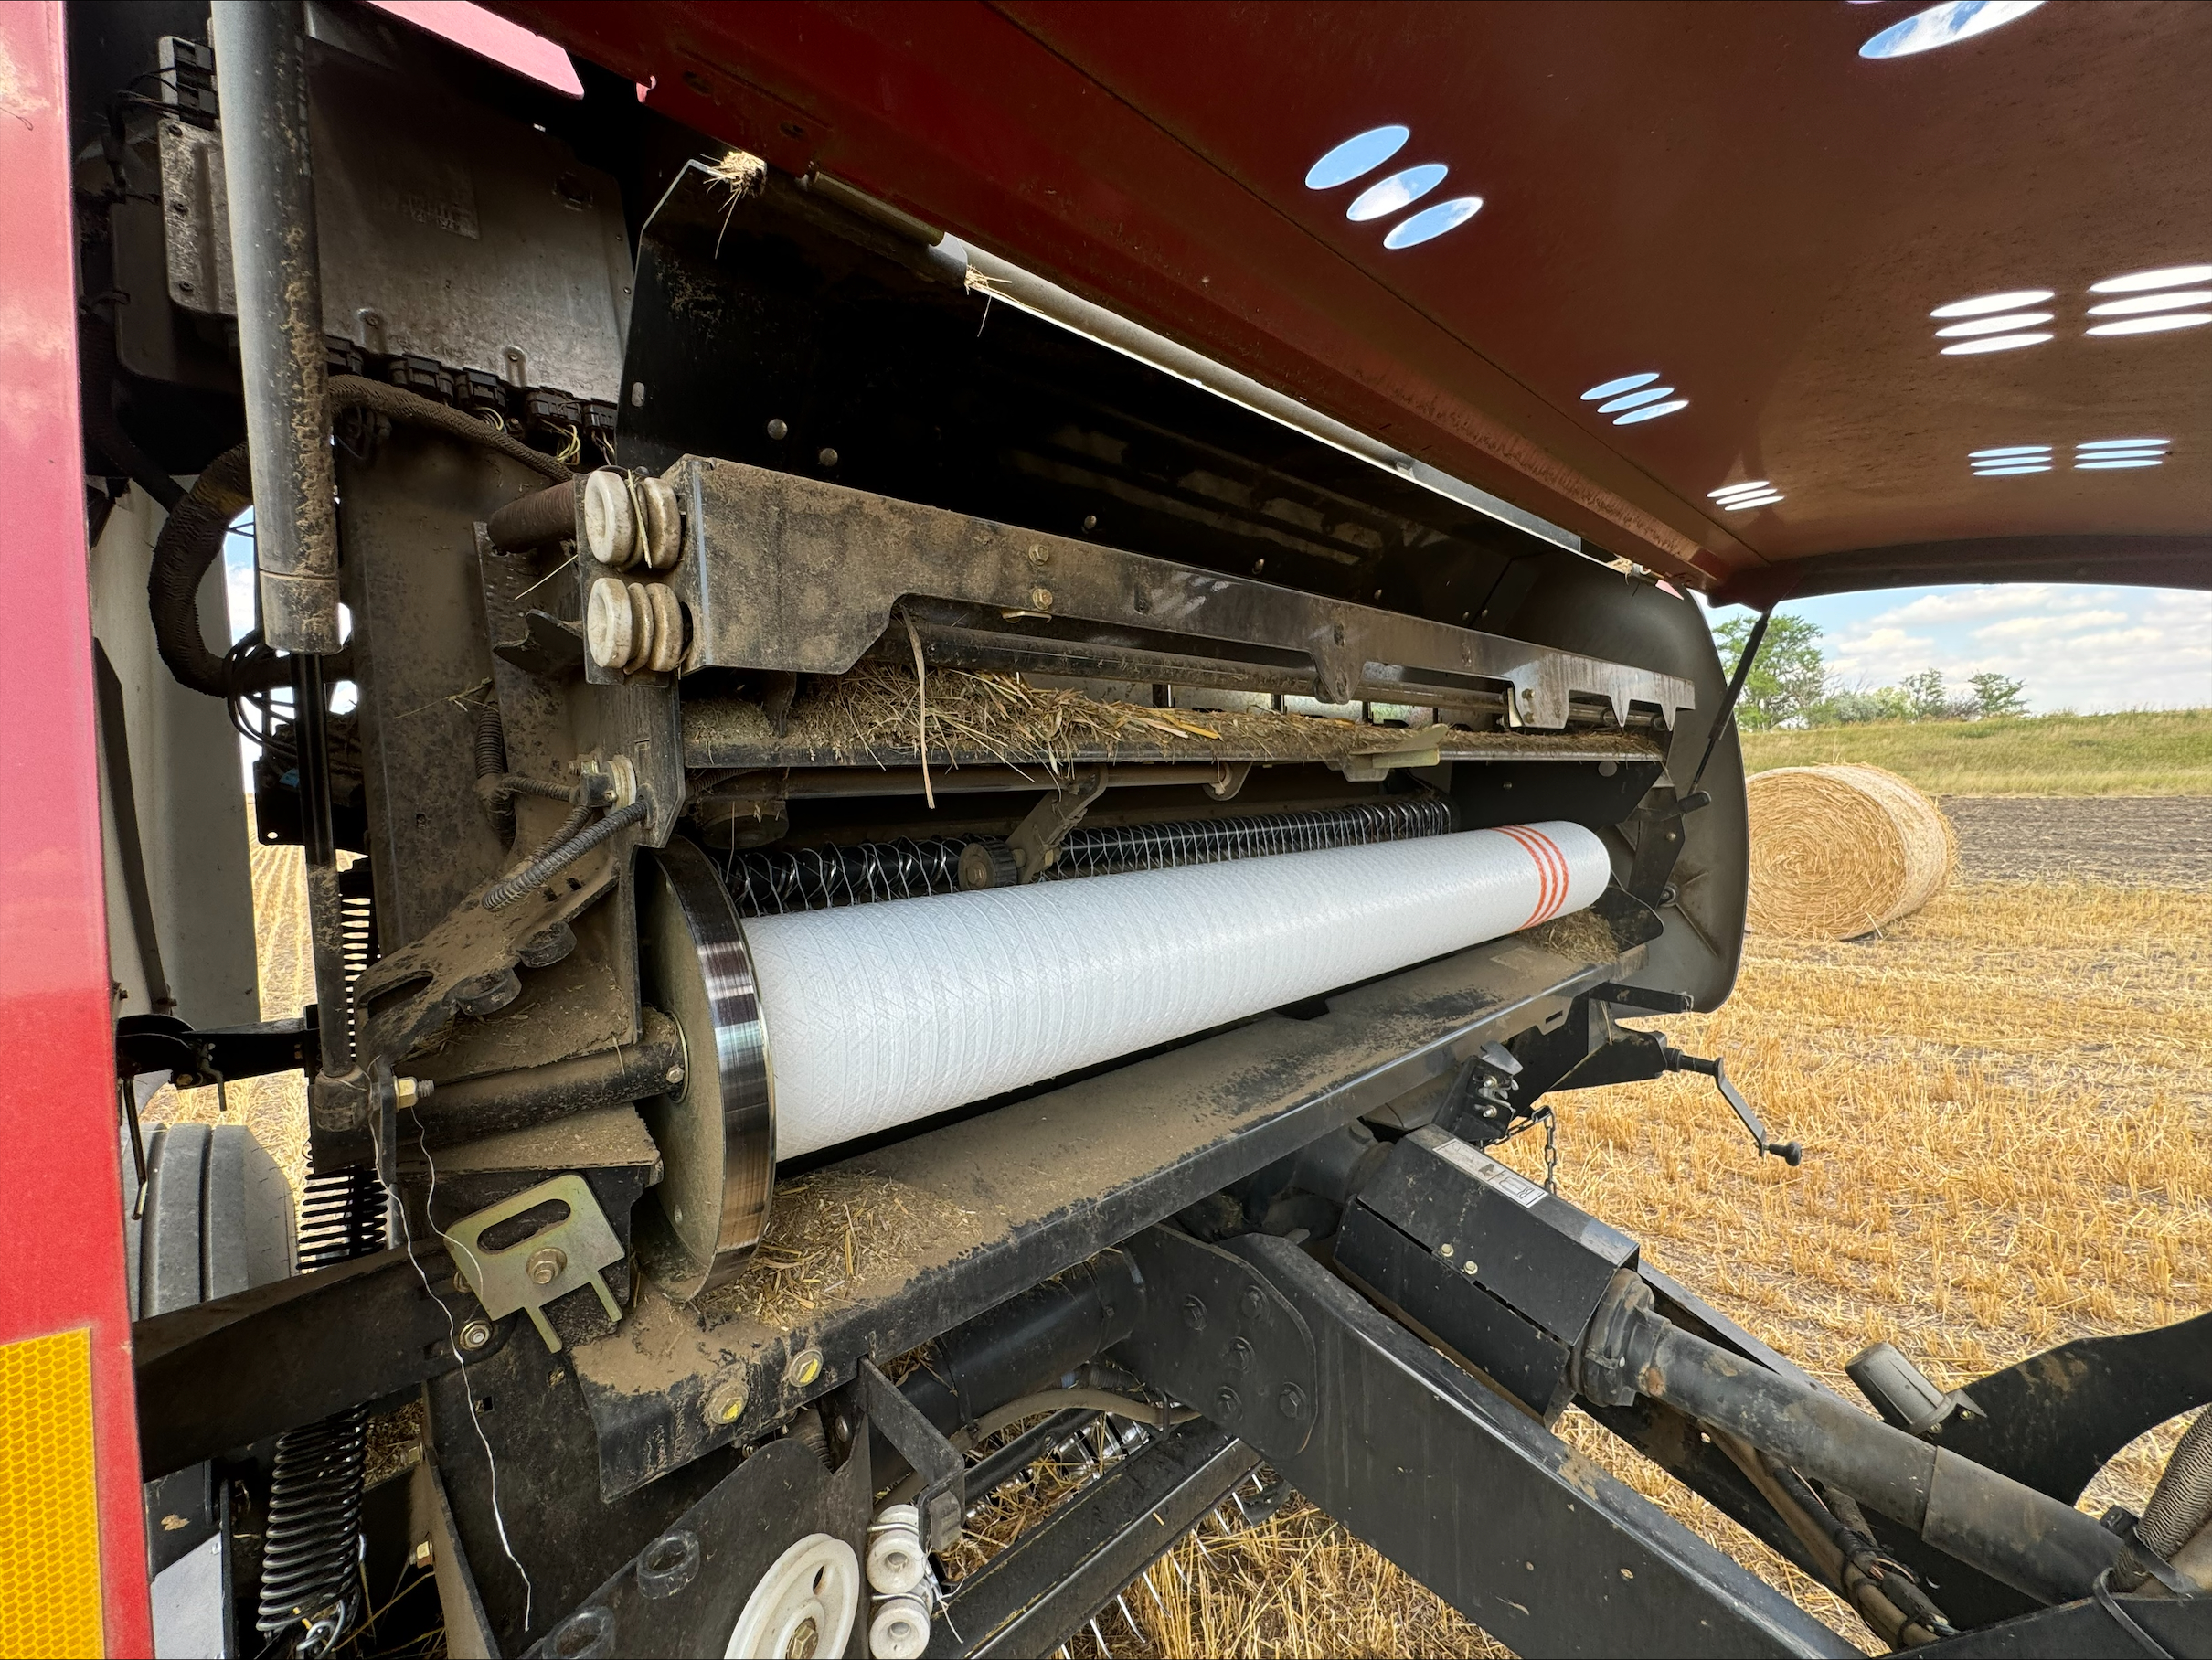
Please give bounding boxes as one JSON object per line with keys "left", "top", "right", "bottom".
{"left": 1745, "top": 763, "right": 1956, "bottom": 939}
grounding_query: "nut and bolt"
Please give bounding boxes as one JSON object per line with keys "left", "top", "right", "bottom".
{"left": 526, "top": 1245, "right": 568, "bottom": 1285}
{"left": 1213, "top": 1385, "right": 1243, "bottom": 1422}
{"left": 459, "top": 1320, "right": 493, "bottom": 1352}
{"left": 1181, "top": 1294, "right": 1208, "bottom": 1333}
{"left": 784, "top": 1347, "right": 824, "bottom": 1389}
{"left": 665, "top": 1064, "right": 686, "bottom": 1086}
{"left": 705, "top": 1377, "right": 749, "bottom": 1427}
{"left": 1027, "top": 544, "right": 1050, "bottom": 568}
{"left": 1027, "top": 586, "right": 1054, "bottom": 611}
{"left": 1239, "top": 1286, "right": 1266, "bottom": 1321}
{"left": 1277, "top": 1384, "right": 1306, "bottom": 1420}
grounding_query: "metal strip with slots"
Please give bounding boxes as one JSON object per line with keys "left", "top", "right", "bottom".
{"left": 665, "top": 459, "right": 1696, "bottom": 732}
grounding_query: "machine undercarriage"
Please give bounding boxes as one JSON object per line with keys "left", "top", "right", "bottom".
{"left": 76, "top": 5, "right": 2211, "bottom": 1655}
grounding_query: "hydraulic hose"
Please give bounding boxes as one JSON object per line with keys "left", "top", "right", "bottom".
{"left": 2115, "top": 1409, "right": 2212, "bottom": 1591}
{"left": 483, "top": 801, "right": 645, "bottom": 910}
{"left": 147, "top": 378, "right": 569, "bottom": 698}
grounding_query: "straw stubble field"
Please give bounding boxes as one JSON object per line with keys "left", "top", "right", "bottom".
{"left": 155, "top": 802, "right": 2210, "bottom": 1657}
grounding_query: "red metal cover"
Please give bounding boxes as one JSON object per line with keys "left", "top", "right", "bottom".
{"left": 0, "top": 2, "right": 154, "bottom": 1651}
{"left": 497, "top": 0, "right": 2210, "bottom": 600}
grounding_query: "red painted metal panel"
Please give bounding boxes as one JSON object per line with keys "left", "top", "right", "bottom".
{"left": 495, "top": 1, "right": 2211, "bottom": 591}
{"left": 0, "top": 3, "right": 154, "bottom": 1652}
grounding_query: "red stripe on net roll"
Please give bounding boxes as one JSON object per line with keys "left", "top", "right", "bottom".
{"left": 744, "top": 820, "right": 1613, "bottom": 1159}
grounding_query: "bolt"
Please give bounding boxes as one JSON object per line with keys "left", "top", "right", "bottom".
{"left": 1438, "top": 1242, "right": 1455, "bottom": 1259}
{"left": 1213, "top": 1385, "right": 1243, "bottom": 1422}
{"left": 1239, "top": 1285, "right": 1265, "bottom": 1321}
{"left": 1181, "top": 1294, "right": 1208, "bottom": 1333}
{"left": 459, "top": 1320, "right": 493, "bottom": 1351}
{"left": 705, "top": 1376, "right": 749, "bottom": 1426}
{"left": 1082, "top": 514, "right": 1098, "bottom": 531}
{"left": 784, "top": 1347, "right": 824, "bottom": 1389}
{"left": 665, "top": 1064, "right": 686, "bottom": 1086}
{"left": 1028, "top": 585, "right": 1054, "bottom": 611}
{"left": 1225, "top": 1337, "right": 1254, "bottom": 1374}
{"left": 1277, "top": 1384, "right": 1305, "bottom": 1420}
{"left": 526, "top": 1245, "right": 568, "bottom": 1285}
{"left": 412, "top": 1539, "right": 434, "bottom": 1570}
{"left": 817, "top": 446, "right": 839, "bottom": 467}
{"left": 1462, "top": 1260, "right": 1480, "bottom": 1277}
{"left": 766, "top": 418, "right": 788, "bottom": 440}
{"left": 1028, "top": 544, "right": 1050, "bottom": 568}
{"left": 630, "top": 381, "right": 646, "bottom": 408}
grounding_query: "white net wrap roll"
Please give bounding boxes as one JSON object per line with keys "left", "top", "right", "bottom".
{"left": 746, "top": 820, "right": 1611, "bottom": 1159}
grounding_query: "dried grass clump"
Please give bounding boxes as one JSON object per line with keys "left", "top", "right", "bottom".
{"left": 762, "top": 665, "right": 1386, "bottom": 776}
{"left": 1747, "top": 763, "right": 1956, "bottom": 939}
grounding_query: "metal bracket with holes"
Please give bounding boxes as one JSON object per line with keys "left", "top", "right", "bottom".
{"left": 441, "top": 1174, "right": 624, "bottom": 1353}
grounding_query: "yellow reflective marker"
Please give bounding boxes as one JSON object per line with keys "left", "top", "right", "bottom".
{"left": 0, "top": 1328, "right": 103, "bottom": 1658}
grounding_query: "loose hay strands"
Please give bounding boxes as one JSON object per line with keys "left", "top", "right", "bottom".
{"left": 1747, "top": 763, "right": 1957, "bottom": 939}
{"left": 750, "top": 665, "right": 1385, "bottom": 779}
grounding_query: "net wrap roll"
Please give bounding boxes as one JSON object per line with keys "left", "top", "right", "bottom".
{"left": 744, "top": 820, "right": 1612, "bottom": 1158}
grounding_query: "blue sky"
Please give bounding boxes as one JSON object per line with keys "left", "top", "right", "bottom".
{"left": 227, "top": 531, "right": 2207, "bottom": 718}
{"left": 1704, "top": 583, "right": 2212, "bottom": 714}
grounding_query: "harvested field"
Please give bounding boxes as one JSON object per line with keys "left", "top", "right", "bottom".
{"left": 1945, "top": 794, "right": 2212, "bottom": 888}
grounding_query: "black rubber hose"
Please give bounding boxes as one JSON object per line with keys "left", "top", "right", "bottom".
{"left": 147, "top": 377, "right": 569, "bottom": 698}
{"left": 148, "top": 443, "right": 256, "bottom": 697}
{"left": 2115, "top": 1409, "right": 2212, "bottom": 1590}
{"left": 483, "top": 801, "right": 645, "bottom": 911}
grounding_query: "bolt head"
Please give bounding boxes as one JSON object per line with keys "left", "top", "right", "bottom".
{"left": 1181, "top": 1294, "right": 1208, "bottom": 1333}
{"left": 1028, "top": 544, "right": 1050, "bottom": 568}
{"left": 1028, "top": 585, "right": 1054, "bottom": 611}
{"left": 817, "top": 446, "right": 839, "bottom": 467}
{"left": 1225, "top": 1337, "right": 1254, "bottom": 1374}
{"left": 705, "top": 1377, "right": 749, "bottom": 1426}
{"left": 1438, "top": 1242, "right": 1455, "bottom": 1259}
{"left": 665, "top": 1065, "right": 686, "bottom": 1086}
{"left": 1277, "top": 1384, "right": 1306, "bottom": 1420}
{"left": 766, "top": 418, "right": 789, "bottom": 440}
{"left": 526, "top": 1245, "right": 568, "bottom": 1285}
{"left": 1462, "top": 1260, "right": 1480, "bottom": 1278}
{"left": 784, "top": 1347, "right": 824, "bottom": 1389}
{"left": 459, "top": 1320, "right": 493, "bottom": 1351}
{"left": 1239, "top": 1285, "right": 1265, "bottom": 1321}
{"left": 1213, "top": 1385, "right": 1244, "bottom": 1421}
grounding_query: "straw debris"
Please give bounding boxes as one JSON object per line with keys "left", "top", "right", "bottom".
{"left": 1747, "top": 762, "right": 1956, "bottom": 939}
{"left": 735, "top": 665, "right": 1394, "bottom": 776}
{"left": 699, "top": 1167, "right": 978, "bottom": 1331}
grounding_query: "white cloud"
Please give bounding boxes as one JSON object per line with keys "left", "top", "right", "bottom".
{"left": 1781, "top": 584, "right": 2212, "bottom": 714}
{"left": 1973, "top": 609, "right": 2127, "bottom": 641}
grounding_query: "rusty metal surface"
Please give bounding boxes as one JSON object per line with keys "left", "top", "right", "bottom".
{"left": 498, "top": 1, "right": 2211, "bottom": 592}
{"left": 569, "top": 920, "right": 1645, "bottom": 1497}
{"left": 669, "top": 457, "right": 1696, "bottom": 730}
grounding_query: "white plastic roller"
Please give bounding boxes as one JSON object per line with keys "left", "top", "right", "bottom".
{"left": 748, "top": 821, "right": 1610, "bottom": 1158}
{"left": 634, "top": 820, "right": 1611, "bottom": 1294}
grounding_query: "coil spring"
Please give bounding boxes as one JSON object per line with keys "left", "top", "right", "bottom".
{"left": 337, "top": 886, "right": 377, "bottom": 1053}
{"left": 260, "top": 873, "right": 385, "bottom": 1653}
{"left": 720, "top": 796, "right": 1453, "bottom": 916}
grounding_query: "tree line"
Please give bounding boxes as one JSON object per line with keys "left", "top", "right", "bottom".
{"left": 1711, "top": 614, "right": 2028, "bottom": 730}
